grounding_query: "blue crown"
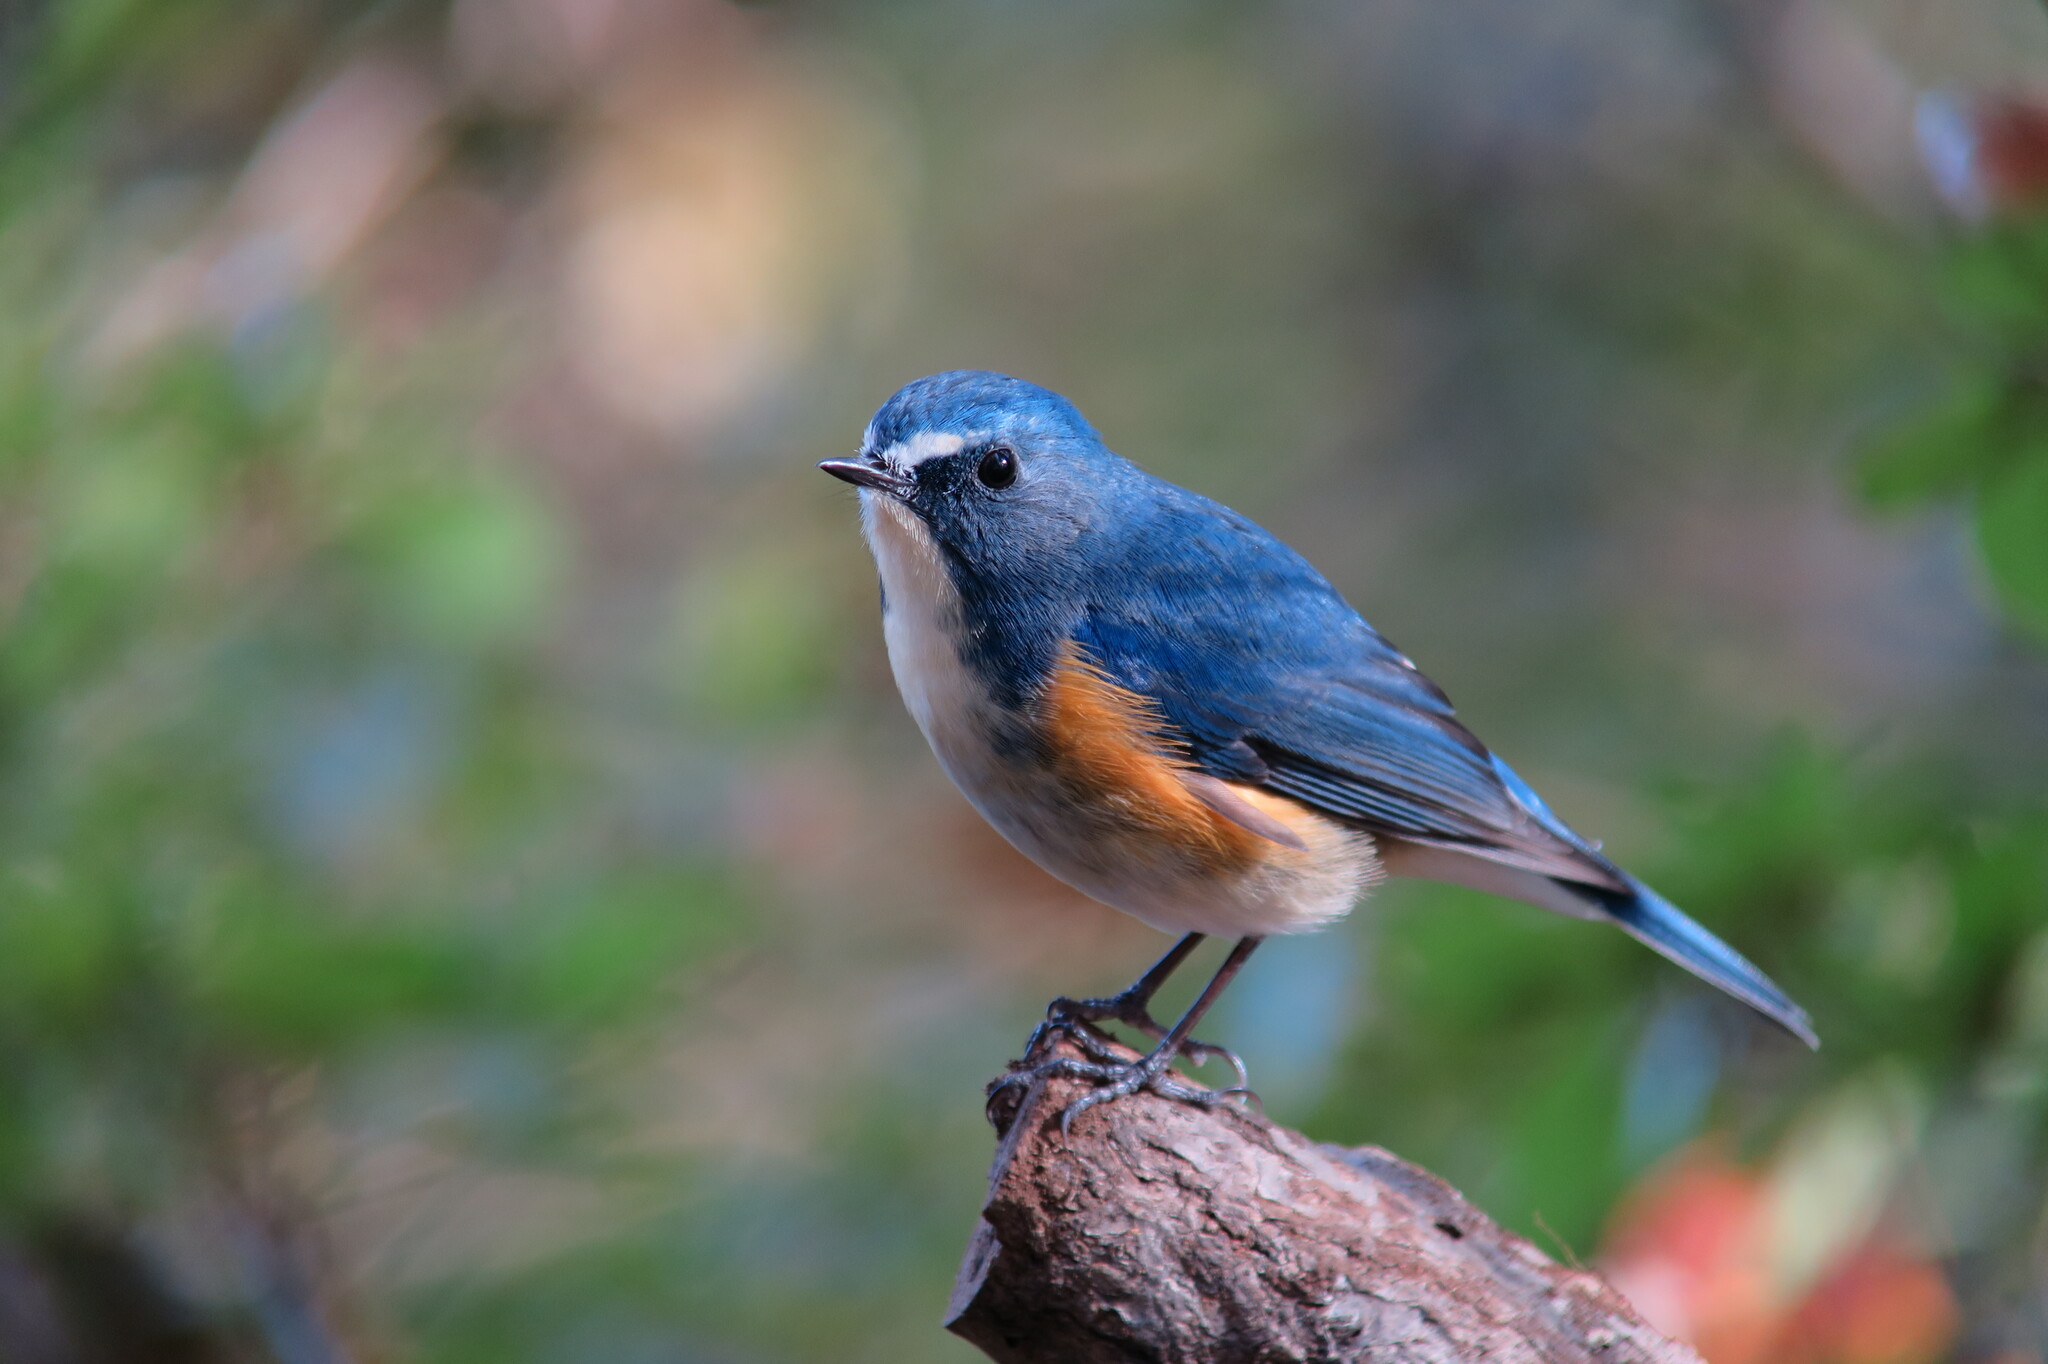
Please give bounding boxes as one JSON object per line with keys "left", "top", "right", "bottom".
{"left": 866, "top": 370, "right": 1099, "bottom": 451}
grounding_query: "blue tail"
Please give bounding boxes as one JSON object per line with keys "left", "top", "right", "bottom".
{"left": 1485, "top": 755, "right": 1817, "bottom": 1046}
{"left": 1579, "top": 876, "right": 1818, "bottom": 1049}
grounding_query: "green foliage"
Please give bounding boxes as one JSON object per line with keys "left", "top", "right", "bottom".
{"left": 1979, "top": 455, "right": 2048, "bottom": 630}
{"left": 0, "top": 67, "right": 760, "bottom": 1348}
{"left": 1861, "top": 226, "right": 2048, "bottom": 633}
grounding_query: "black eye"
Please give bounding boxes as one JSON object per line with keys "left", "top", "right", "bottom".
{"left": 976, "top": 446, "right": 1018, "bottom": 490}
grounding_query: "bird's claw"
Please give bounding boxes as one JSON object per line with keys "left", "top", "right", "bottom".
{"left": 1174, "top": 1039, "right": 1251, "bottom": 1092}
{"left": 986, "top": 1049, "right": 1242, "bottom": 1134}
{"left": 988, "top": 1005, "right": 1258, "bottom": 1132}
{"left": 1029, "top": 993, "right": 1250, "bottom": 1090}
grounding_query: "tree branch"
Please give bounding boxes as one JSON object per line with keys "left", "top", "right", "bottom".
{"left": 948, "top": 1038, "right": 1698, "bottom": 1364}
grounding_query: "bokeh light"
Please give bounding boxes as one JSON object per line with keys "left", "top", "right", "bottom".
{"left": 0, "top": 1, "right": 2045, "bottom": 1360}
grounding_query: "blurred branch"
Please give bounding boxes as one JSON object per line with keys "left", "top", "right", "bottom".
{"left": 949, "top": 1039, "right": 1698, "bottom": 1364}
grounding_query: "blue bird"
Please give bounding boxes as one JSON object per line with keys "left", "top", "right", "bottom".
{"left": 822, "top": 371, "right": 1816, "bottom": 1122}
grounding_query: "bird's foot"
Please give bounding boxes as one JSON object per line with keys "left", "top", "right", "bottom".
{"left": 986, "top": 1038, "right": 1252, "bottom": 1134}
{"left": 1025, "top": 991, "right": 1250, "bottom": 1090}
{"left": 990, "top": 1003, "right": 1256, "bottom": 1132}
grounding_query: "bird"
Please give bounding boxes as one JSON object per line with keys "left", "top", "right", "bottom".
{"left": 821, "top": 370, "right": 1816, "bottom": 1124}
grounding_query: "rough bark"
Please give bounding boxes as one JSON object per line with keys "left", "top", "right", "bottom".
{"left": 948, "top": 1039, "right": 1698, "bottom": 1364}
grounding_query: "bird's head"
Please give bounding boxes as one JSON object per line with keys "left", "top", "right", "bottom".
{"left": 820, "top": 371, "right": 1127, "bottom": 578}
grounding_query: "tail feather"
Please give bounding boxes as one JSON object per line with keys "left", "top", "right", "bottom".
{"left": 1577, "top": 876, "right": 1818, "bottom": 1049}
{"left": 1481, "top": 756, "right": 1817, "bottom": 1047}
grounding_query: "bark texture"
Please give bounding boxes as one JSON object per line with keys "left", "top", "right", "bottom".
{"left": 948, "top": 1039, "right": 1698, "bottom": 1364}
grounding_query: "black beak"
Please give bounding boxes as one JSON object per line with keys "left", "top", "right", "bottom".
{"left": 818, "top": 457, "right": 912, "bottom": 498}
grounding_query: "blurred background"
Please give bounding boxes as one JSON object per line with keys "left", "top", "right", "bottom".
{"left": 1, "top": 0, "right": 2045, "bottom": 1359}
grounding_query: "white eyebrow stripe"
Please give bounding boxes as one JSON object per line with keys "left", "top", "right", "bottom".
{"left": 877, "top": 431, "right": 973, "bottom": 469}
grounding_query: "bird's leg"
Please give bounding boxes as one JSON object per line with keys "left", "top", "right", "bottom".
{"left": 1055, "top": 935, "right": 1263, "bottom": 1127}
{"left": 1024, "top": 933, "right": 1247, "bottom": 1086}
{"left": 993, "top": 936, "right": 1263, "bottom": 1129}
{"left": 1025, "top": 932, "right": 1199, "bottom": 1053}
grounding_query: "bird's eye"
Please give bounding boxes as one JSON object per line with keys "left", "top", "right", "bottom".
{"left": 976, "top": 446, "right": 1018, "bottom": 490}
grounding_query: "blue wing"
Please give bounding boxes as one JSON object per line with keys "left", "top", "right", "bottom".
{"left": 1065, "top": 476, "right": 1815, "bottom": 1045}
{"left": 1072, "top": 482, "right": 1623, "bottom": 890}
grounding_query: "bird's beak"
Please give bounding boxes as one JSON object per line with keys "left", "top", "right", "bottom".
{"left": 818, "top": 456, "right": 912, "bottom": 498}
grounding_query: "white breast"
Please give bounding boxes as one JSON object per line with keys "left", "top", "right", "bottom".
{"left": 859, "top": 491, "right": 999, "bottom": 795}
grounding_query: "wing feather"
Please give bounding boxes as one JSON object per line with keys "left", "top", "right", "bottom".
{"left": 1072, "top": 484, "right": 1623, "bottom": 892}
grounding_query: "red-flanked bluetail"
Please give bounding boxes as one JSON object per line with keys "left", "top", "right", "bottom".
{"left": 823, "top": 371, "right": 1816, "bottom": 1125}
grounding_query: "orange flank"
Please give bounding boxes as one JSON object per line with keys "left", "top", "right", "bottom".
{"left": 1033, "top": 642, "right": 1328, "bottom": 875}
